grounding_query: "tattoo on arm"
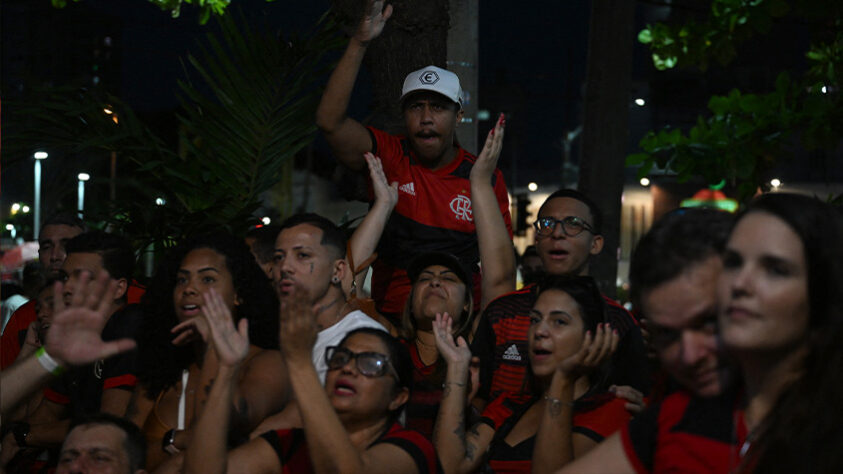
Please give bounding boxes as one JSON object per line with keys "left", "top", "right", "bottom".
{"left": 465, "top": 441, "right": 477, "bottom": 462}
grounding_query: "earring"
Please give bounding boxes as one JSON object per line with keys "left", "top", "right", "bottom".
{"left": 332, "top": 276, "right": 339, "bottom": 284}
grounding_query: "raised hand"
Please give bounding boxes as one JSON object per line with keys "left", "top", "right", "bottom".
{"left": 555, "top": 323, "right": 619, "bottom": 382}
{"left": 44, "top": 271, "right": 136, "bottom": 366}
{"left": 354, "top": 0, "right": 393, "bottom": 44}
{"left": 365, "top": 152, "right": 398, "bottom": 208}
{"left": 202, "top": 289, "right": 249, "bottom": 368}
{"left": 278, "top": 287, "right": 318, "bottom": 364}
{"left": 171, "top": 316, "right": 210, "bottom": 346}
{"left": 432, "top": 312, "right": 471, "bottom": 369}
{"left": 469, "top": 113, "right": 505, "bottom": 183}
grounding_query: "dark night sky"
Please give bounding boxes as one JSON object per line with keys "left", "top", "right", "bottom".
{"left": 6, "top": 0, "right": 810, "bottom": 214}
{"left": 2, "top": 0, "right": 613, "bottom": 206}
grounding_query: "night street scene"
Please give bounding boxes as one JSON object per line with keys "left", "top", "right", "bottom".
{"left": 1, "top": 1, "right": 842, "bottom": 473}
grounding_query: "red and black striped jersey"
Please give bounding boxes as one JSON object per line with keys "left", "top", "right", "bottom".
{"left": 400, "top": 338, "right": 444, "bottom": 439}
{"left": 483, "top": 392, "right": 631, "bottom": 473}
{"left": 366, "top": 127, "right": 512, "bottom": 316}
{"left": 620, "top": 387, "right": 748, "bottom": 473}
{"left": 471, "top": 284, "right": 649, "bottom": 401}
{"left": 261, "top": 422, "right": 442, "bottom": 474}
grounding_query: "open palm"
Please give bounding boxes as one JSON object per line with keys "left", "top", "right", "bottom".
{"left": 202, "top": 289, "right": 249, "bottom": 368}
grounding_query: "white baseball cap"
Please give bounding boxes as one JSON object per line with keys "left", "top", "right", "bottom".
{"left": 400, "top": 65, "right": 463, "bottom": 109}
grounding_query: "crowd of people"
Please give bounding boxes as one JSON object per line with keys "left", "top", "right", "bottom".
{"left": 2, "top": 1, "right": 842, "bottom": 473}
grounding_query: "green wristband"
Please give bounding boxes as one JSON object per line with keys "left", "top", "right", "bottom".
{"left": 35, "top": 346, "right": 66, "bottom": 376}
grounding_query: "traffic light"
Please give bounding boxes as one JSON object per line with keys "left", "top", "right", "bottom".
{"left": 515, "top": 194, "right": 531, "bottom": 236}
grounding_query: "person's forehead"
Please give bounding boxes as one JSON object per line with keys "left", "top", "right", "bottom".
{"left": 403, "top": 90, "right": 454, "bottom": 106}
{"left": 642, "top": 257, "right": 721, "bottom": 327}
{"left": 63, "top": 424, "right": 125, "bottom": 452}
{"left": 62, "top": 252, "right": 105, "bottom": 272}
{"left": 539, "top": 197, "right": 593, "bottom": 221}
{"left": 40, "top": 224, "right": 82, "bottom": 243}
{"left": 343, "top": 332, "right": 388, "bottom": 354}
{"left": 276, "top": 224, "right": 324, "bottom": 249}
{"left": 180, "top": 247, "right": 227, "bottom": 270}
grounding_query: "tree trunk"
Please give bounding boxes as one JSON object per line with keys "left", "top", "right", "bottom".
{"left": 578, "top": 0, "right": 635, "bottom": 298}
{"left": 333, "top": 0, "right": 451, "bottom": 133}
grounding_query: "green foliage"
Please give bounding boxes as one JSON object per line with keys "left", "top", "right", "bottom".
{"left": 51, "top": 0, "right": 249, "bottom": 24}
{"left": 6, "top": 12, "right": 342, "bottom": 269}
{"left": 630, "top": 1, "right": 843, "bottom": 200}
{"left": 637, "top": 0, "right": 793, "bottom": 71}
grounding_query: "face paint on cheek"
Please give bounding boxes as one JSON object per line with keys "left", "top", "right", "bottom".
{"left": 310, "top": 263, "right": 314, "bottom": 274}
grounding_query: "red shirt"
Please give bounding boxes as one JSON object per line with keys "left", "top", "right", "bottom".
{"left": 367, "top": 127, "right": 512, "bottom": 316}
{"left": 620, "top": 388, "right": 748, "bottom": 473}
{"left": 261, "top": 422, "right": 441, "bottom": 474}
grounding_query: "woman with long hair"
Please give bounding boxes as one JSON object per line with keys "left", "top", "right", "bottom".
{"left": 723, "top": 193, "right": 843, "bottom": 472}
{"left": 183, "top": 290, "right": 439, "bottom": 474}
{"left": 560, "top": 192, "right": 843, "bottom": 473}
{"left": 434, "top": 275, "right": 624, "bottom": 473}
{"left": 128, "top": 233, "right": 288, "bottom": 471}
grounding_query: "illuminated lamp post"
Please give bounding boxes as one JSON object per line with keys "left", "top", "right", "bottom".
{"left": 33, "top": 151, "right": 48, "bottom": 238}
{"left": 77, "top": 173, "right": 90, "bottom": 219}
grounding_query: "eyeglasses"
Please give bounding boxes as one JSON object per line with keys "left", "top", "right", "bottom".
{"left": 533, "top": 216, "right": 596, "bottom": 237}
{"left": 325, "top": 346, "right": 398, "bottom": 379}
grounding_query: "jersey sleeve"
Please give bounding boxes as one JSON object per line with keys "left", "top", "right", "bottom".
{"left": 44, "top": 377, "right": 72, "bottom": 405}
{"left": 366, "top": 126, "right": 405, "bottom": 173}
{"left": 478, "top": 391, "right": 521, "bottom": 432}
{"left": 260, "top": 429, "right": 307, "bottom": 469}
{"left": 572, "top": 396, "right": 631, "bottom": 443}
{"left": 102, "top": 307, "right": 142, "bottom": 390}
{"left": 619, "top": 401, "right": 662, "bottom": 474}
{"left": 1, "top": 302, "right": 36, "bottom": 369}
{"left": 376, "top": 428, "right": 442, "bottom": 474}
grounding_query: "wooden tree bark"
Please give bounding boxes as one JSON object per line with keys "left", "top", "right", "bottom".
{"left": 333, "top": 0, "right": 451, "bottom": 133}
{"left": 578, "top": 0, "right": 635, "bottom": 298}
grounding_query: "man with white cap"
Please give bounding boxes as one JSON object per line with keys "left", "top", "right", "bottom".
{"left": 316, "top": 0, "right": 512, "bottom": 321}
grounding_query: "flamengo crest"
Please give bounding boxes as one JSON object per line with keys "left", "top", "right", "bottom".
{"left": 450, "top": 194, "right": 473, "bottom": 222}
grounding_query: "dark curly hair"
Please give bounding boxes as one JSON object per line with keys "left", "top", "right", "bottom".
{"left": 137, "top": 233, "right": 279, "bottom": 398}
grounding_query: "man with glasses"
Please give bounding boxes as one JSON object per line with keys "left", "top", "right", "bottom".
{"left": 472, "top": 189, "right": 649, "bottom": 404}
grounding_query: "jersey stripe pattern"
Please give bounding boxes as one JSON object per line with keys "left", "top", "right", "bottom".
{"left": 366, "top": 127, "right": 512, "bottom": 315}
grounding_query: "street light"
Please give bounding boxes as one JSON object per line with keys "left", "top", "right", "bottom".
{"left": 78, "top": 172, "right": 90, "bottom": 219}
{"left": 640, "top": 177, "right": 651, "bottom": 187}
{"left": 33, "top": 151, "right": 48, "bottom": 238}
{"left": 527, "top": 182, "right": 538, "bottom": 192}
{"left": 5, "top": 224, "right": 15, "bottom": 240}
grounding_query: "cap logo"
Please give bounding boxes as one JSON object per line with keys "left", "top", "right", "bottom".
{"left": 419, "top": 70, "right": 440, "bottom": 85}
